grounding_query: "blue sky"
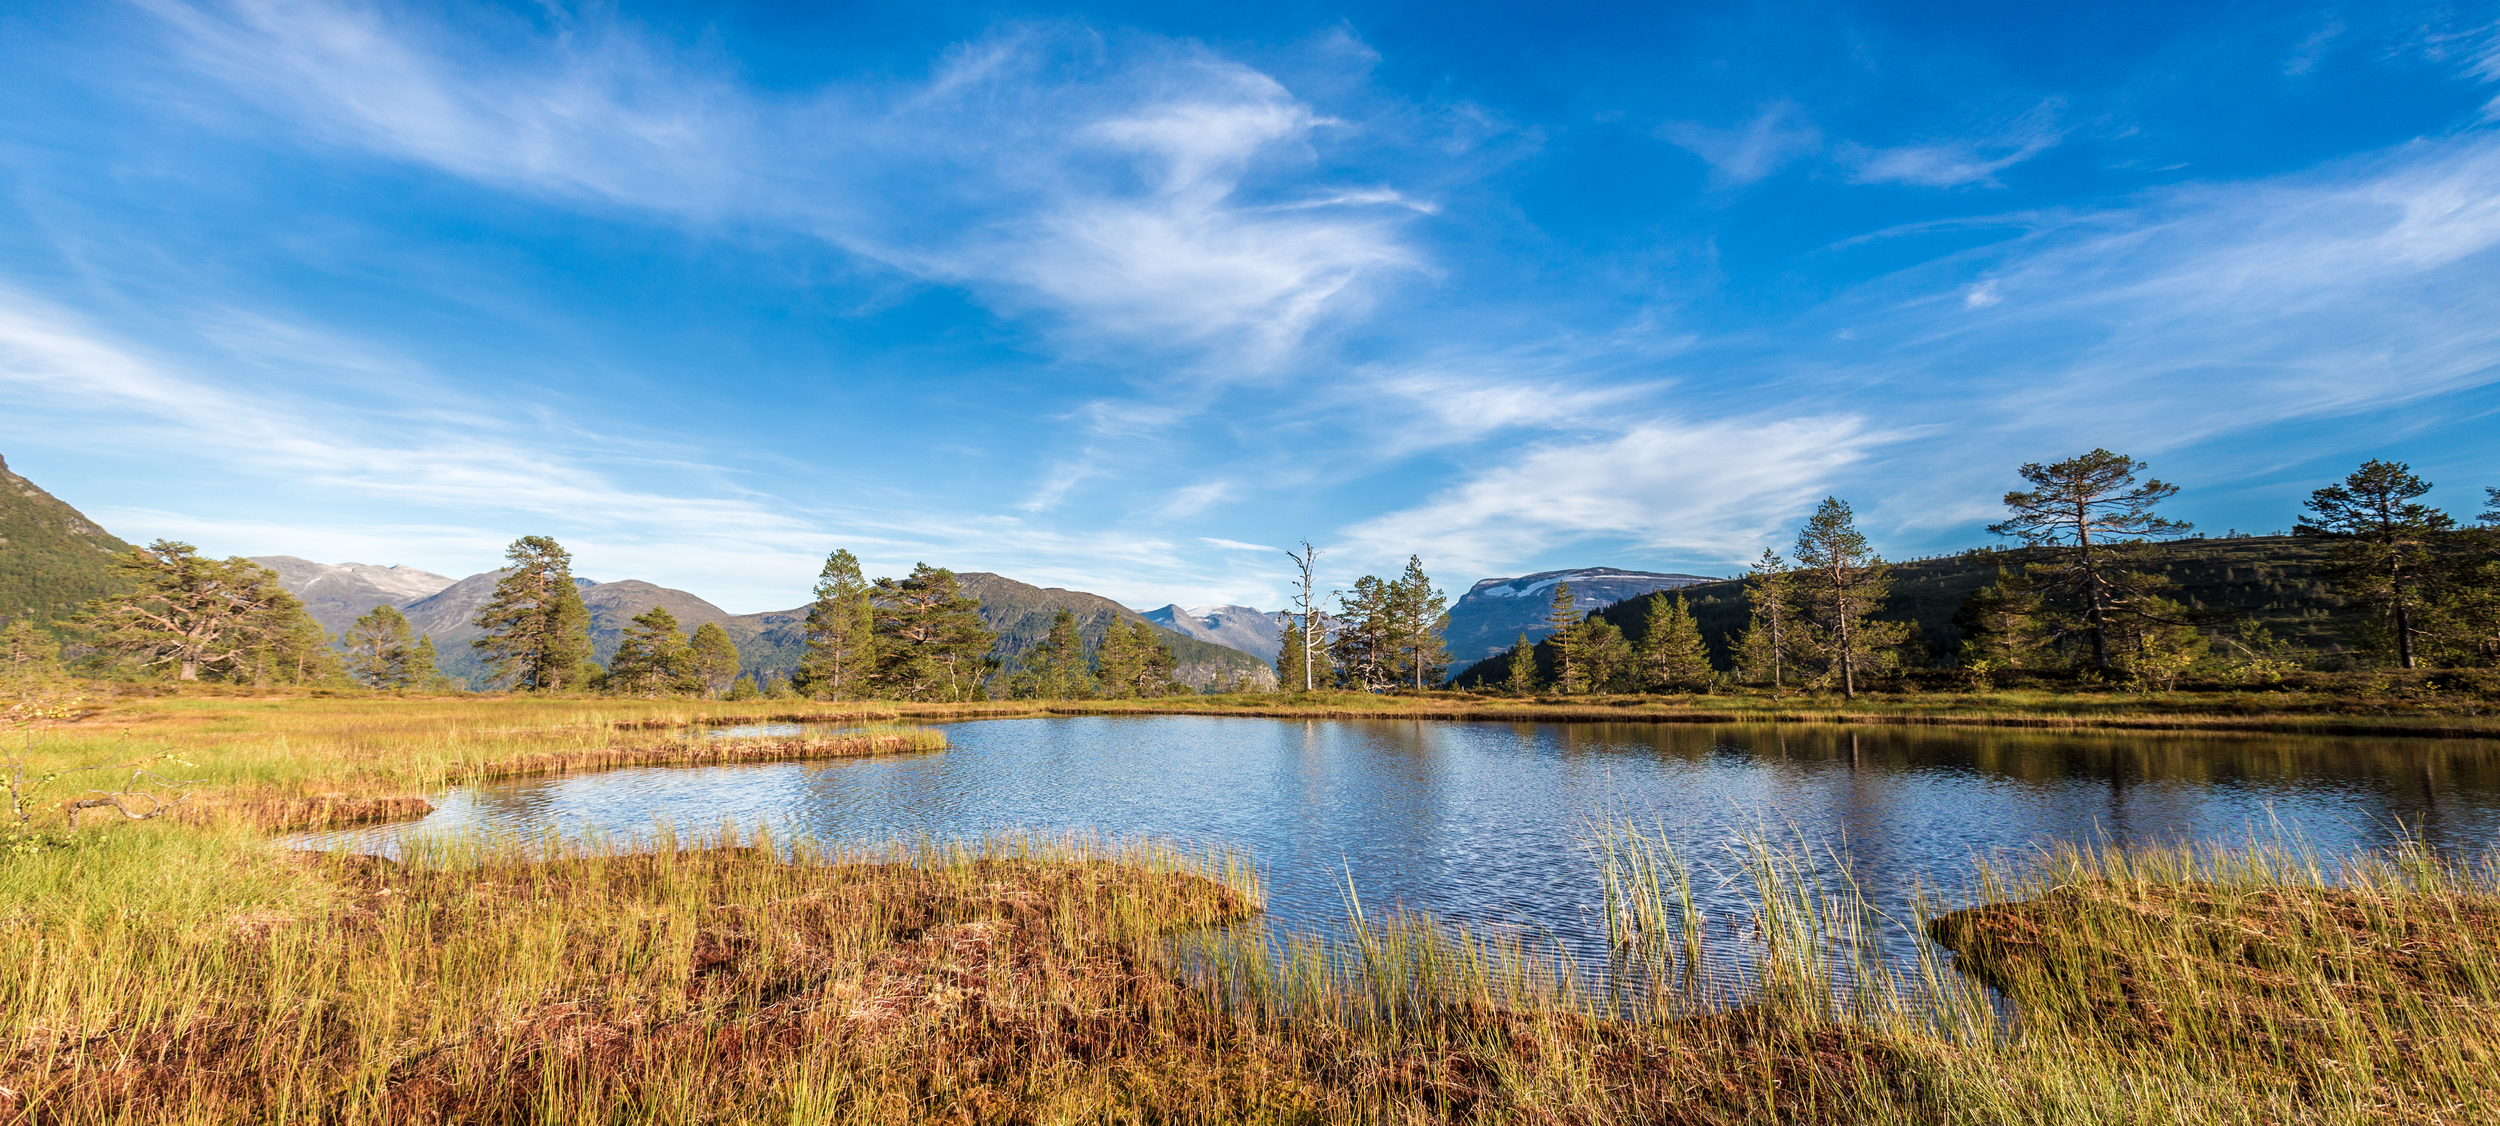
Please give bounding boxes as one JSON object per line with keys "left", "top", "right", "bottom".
{"left": 4, "top": 1, "right": 2498, "bottom": 613}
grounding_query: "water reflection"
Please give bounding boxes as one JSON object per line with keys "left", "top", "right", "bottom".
{"left": 293, "top": 717, "right": 2500, "bottom": 970}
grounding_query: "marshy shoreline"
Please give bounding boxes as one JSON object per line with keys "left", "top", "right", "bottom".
{"left": 5, "top": 695, "right": 2499, "bottom": 1122}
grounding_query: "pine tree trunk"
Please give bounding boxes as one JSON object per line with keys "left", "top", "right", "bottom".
{"left": 2392, "top": 554, "right": 2416, "bottom": 670}
{"left": 2077, "top": 513, "right": 2111, "bottom": 670}
{"left": 1837, "top": 590, "right": 1855, "bottom": 699}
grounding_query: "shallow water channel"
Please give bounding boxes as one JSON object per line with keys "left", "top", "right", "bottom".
{"left": 294, "top": 716, "right": 2500, "bottom": 978}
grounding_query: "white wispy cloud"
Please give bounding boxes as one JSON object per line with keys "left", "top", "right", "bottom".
{"left": 1781, "top": 129, "right": 2500, "bottom": 535}
{"left": 1660, "top": 102, "right": 1821, "bottom": 184}
{"left": 1843, "top": 103, "right": 2063, "bottom": 188}
{"left": 0, "top": 290, "right": 1322, "bottom": 610}
{"left": 1932, "top": 133, "right": 2500, "bottom": 431}
{"left": 136, "top": 0, "right": 747, "bottom": 211}
{"left": 140, "top": 2, "right": 1423, "bottom": 375}
{"left": 1339, "top": 414, "right": 1889, "bottom": 574}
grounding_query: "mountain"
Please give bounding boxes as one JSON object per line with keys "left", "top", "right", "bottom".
{"left": 374, "top": 565, "right": 1274, "bottom": 692}
{"left": 396, "top": 570, "right": 800, "bottom": 688}
{"left": 393, "top": 569, "right": 586, "bottom": 687}
{"left": 1140, "top": 604, "right": 1289, "bottom": 663}
{"left": 1451, "top": 535, "right": 2367, "bottom": 685}
{"left": 0, "top": 453, "right": 133, "bottom": 629}
{"left": 251, "top": 556, "right": 458, "bottom": 637}
{"left": 956, "top": 573, "right": 1276, "bottom": 691}
{"left": 1443, "top": 567, "right": 1717, "bottom": 664}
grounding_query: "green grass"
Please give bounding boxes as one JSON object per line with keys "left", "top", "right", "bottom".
{"left": 7, "top": 695, "right": 2500, "bottom": 1122}
{"left": 6, "top": 695, "right": 946, "bottom": 832}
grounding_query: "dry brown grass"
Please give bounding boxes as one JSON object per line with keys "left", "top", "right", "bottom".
{"left": 8, "top": 697, "right": 947, "bottom": 833}
{"left": 8, "top": 819, "right": 2500, "bottom": 1123}
{"left": 10, "top": 696, "right": 2500, "bottom": 1122}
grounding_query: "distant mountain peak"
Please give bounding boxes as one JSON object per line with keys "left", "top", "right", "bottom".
{"left": 1142, "top": 603, "right": 1287, "bottom": 663}
{"left": 1442, "top": 566, "right": 1718, "bottom": 665}
{"left": 1465, "top": 567, "right": 1714, "bottom": 597}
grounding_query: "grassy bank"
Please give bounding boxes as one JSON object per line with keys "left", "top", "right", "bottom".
{"left": 6, "top": 694, "right": 2499, "bottom": 1121}
{"left": 5, "top": 815, "right": 2497, "bottom": 1122}
{"left": 873, "top": 683, "right": 2500, "bottom": 740}
{"left": 6, "top": 696, "right": 945, "bottom": 833}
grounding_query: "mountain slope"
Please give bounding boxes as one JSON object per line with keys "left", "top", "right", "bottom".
{"left": 275, "top": 560, "right": 1277, "bottom": 692}
{"left": 399, "top": 571, "right": 816, "bottom": 688}
{"left": 958, "top": 573, "right": 1276, "bottom": 691}
{"left": 1443, "top": 567, "right": 1717, "bottom": 664}
{"left": 1140, "top": 604, "right": 1288, "bottom": 663}
{"left": 252, "top": 556, "right": 457, "bottom": 637}
{"left": 0, "top": 453, "right": 132, "bottom": 629}
{"left": 398, "top": 570, "right": 601, "bottom": 688}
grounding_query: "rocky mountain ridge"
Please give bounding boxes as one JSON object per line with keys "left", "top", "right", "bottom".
{"left": 1139, "top": 603, "right": 1290, "bottom": 663}
{"left": 248, "top": 557, "right": 458, "bottom": 637}
{"left": 959, "top": 575, "right": 1276, "bottom": 691}
{"left": 1442, "top": 567, "right": 1718, "bottom": 664}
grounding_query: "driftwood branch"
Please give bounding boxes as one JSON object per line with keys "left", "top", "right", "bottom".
{"left": 64, "top": 769, "right": 203, "bottom": 828}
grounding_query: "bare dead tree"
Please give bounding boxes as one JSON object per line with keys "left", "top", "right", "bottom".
{"left": 1285, "top": 541, "right": 1325, "bottom": 692}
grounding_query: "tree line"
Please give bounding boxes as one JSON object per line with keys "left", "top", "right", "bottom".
{"left": 1471, "top": 450, "right": 2500, "bottom": 696}
{"left": 790, "top": 548, "right": 1196, "bottom": 701}
{"left": 24, "top": 449, "right": 2495, "bottom": 701}
{"left": 1271, "top": 554, "right": 1454, "bottom": 692}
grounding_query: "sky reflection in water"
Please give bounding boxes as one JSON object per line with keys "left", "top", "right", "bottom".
{"left": 294, "top": 716, "right": 2500, "bottom": 968}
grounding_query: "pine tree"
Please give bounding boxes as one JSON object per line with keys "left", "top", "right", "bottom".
{"left": 78, "top": 541, "right": 299, "bottom": 681}
{"left": 1731, "top": 625, "right": 1772, "bottom": 685}
{"left": 1792, "top": 497, "right": 1908, "bottom": 698}
{"left": 1330, "top": 575, "right": 1398, "bottom": 691}
{"left": 1543, "top": 581, "right": 1584, "bottom": 693}
{"left": 343, "top": 604, "right": 427, "bottom": 689}
{"left": 1008, "top": 609, "right": 1096, "bottom": 700}
{"left": 1390, "top": 556, "right": 1450, "bottom": 689}
{"left": 1952, "top": 573, "right": 2053, "bottom": 671}
{"left": 796, "top": 549, "right": 878, "bottom": 699}
{"left": 1503, "top": 632, "right": 1538, "bottom": 695}
{"left": 687, "top": 621, "right": 741, "bottom": 697}
{"left": 1275, "top": 622, "right": 1305, "bottom": 692}
{"left": 2424, "top": 489, "right": 2500, "bottom": 665}
{"left": 237, "top": 594, "right": 337, "bottom": 686}
{"left": 609, "top": 606, "right": 691, "bottom": 697}
{"left": 726, "top": 674, "right": 761, "bottom": 701}
{"left": 2297, "top": 459, "right": 2454, "bottom": 669}
{"left": 1094, "top": 621, "right": 1179, "bottom": 698}
{"left": 1637, "top": 593, "right": 1712, "bottom": 691}
{"left": 2105, "top": 594, "right": 2208, "bottom": 691}
{"left": 870, "top": 564, "right": 995, "bottom": 701}
{"left": 1131, "top": 621, "right": 1179, "bottom": 696}
{"left": 1094, "top": 619, "right": 1145, "bottom": 698}
{"left": 472, "top": 536, "right": 594, "bottom": 692}
{"left": 1579, "top": 619, "right": 1635, "bottom": 693}
{"left": 409, "top": 634, "right": 440, "bottom": 689}
{"left": 1989, "top": 450, "right": 2192, "bottom": 669}
{"left": 1743, "top": 549, "right": 1797, "bottom": 689}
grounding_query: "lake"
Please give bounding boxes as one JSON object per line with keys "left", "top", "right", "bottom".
{"left": 291, "top": 715, "right": 2500, "bottom": 972}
